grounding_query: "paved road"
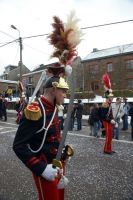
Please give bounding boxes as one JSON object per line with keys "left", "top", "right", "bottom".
{"left": 0, "top": 114, "right": 133, "bottom": 200}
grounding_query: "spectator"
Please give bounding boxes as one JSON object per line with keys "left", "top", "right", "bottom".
{"left": 0, "top": 95, "right": 3, "bottom": 119}
{"left": 112, "top": 97, "right": 124, "bottom": 140}
{"left": 121, "top": 97, "right": 130, "bottom": 131}
{"left": 75, "top": 100, "right": 83, "bottom": 131}
{"left": 128, "top": 103, "right": 133, "bottom": 141}
{"left": 69, "top": 104, "right": 76, "bottom": 131}
{"left": 1, "top": 95, "right": 8, "bottom": 121}
{"left": 90, "top": 103, "right": 101, "bottom": 137}
{"left": 58, "top": 104, "right": 64, "bottom": 131}
{"left": 88, "top": 105, "right": 94, "bottom": 136}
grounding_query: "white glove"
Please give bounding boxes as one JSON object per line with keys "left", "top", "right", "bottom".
{"left": 111, "top": 119, "right": 116, "bottom": 125}
{"left": 58, "top": 175, "right": 69, "bottom": 189}
{"left": 41, "top": 164, "right": 58, "bottom": 181}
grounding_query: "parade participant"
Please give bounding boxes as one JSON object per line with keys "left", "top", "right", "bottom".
{"left": 101, "top": 73, "right": 116, "bottom": 154}
{"left": 13, "top": 76, "right": 69, "bottom": 200}
{"left": 13, "top": 11, "right": 83, "bottom": 200}
{"left": 15, "top": 93, "right": 27, "bottom": 124}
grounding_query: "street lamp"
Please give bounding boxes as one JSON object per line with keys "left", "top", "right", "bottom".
{"left": 11, "top": 25, "right": 23, "bottom": 81}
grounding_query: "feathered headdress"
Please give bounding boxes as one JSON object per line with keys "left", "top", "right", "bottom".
{"left": 48, "top": 10, "right": 83, "bottom": 77}
{"left": 102, "top": 72, "right": 114, "bottom": 98}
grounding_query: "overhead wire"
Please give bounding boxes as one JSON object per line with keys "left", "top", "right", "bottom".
{"left": 80, "top": 19, "right": 133, "bottom": 30}
{"left": 0, "top": 18, "right": 132, "bottom": 48}
{"left": 0, "top": 30, "right": 16, "bottom": 39}
{"left": 23, "top": 42, "right": 50, "bottom": 56}
{"left": 0, "top": 39, "right": 18, "bottom": 47}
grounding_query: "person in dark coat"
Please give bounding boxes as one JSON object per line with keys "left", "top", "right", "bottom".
{"left": 75, "top": 99, "right": 83, "bottom": 131}
{"left": 129, "top": 103, "right": 133, "bottom": 141}
{"left": 69, "top": 104, "right": 76, "bottom": 131}
{"left": 13, "top": 76, "right": 69, "bottom": 200}
{"left": 1, "top": 95, "right": 8, "bottom": 121}
{"left": 0, "top": 95, "right": 3, "bottom": 119}
{"left": 91, "top": 103, "right": 101, "bottom": 137}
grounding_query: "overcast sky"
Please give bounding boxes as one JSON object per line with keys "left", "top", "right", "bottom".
{"left": 0, "top": 0, "right": 133, "bottom": 74}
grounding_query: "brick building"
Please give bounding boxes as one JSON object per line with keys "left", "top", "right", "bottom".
{"left": 0, "top": 64, "right": 30, "bottom": 81}
{"left": 22, "top": 57, "right": 82, "bottom": 97}
{"left": 82, "top": 43, "right": 133, "bottom": 98}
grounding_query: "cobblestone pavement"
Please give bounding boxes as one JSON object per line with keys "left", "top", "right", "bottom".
{"left": 0, "top": 114, "right": 133, "bottom": 200}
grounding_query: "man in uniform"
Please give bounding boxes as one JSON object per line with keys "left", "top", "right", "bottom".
{"left": 101, "top": 91, "right": 116, "bottom": 154}
{"left": 13, "top": 76, "right": 69, "bottom": 200}
{"left": 13, "top": 11, "right": 82, "bottom": 199}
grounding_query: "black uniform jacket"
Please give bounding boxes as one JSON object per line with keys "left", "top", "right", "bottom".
{"left": 13, "top": 96, "right": 61, "bottom": 176}
{"left": 100, "top": 102, "right": 113, "bottom": 123}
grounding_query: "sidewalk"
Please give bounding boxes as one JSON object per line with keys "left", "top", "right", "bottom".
{"left": 7, "top": 109, "right": 17, "bottom": 114}
{"left": 72, "top": 122, "right": 132, "bottom": 142}
{"left": 6, "top": 110, "right": 132, "bottom": 141}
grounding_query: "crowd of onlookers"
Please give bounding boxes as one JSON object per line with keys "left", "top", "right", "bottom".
{"left": 58, "top": 97, "right": 133, "bottom": 142}
{"left": 1, "top": 94, "right": 133, "bottom": 142}
{"left": 88, "top": 97, "right": 133, "bottom": 141}
{"left": 58, "top": 99, "right": 84, "bottom": 132}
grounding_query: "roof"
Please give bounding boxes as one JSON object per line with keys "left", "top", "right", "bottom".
{"left": 0, "top": 79, "right": 18, "bottom": 84}
{"left": 82, "top": 43, "right": 133, "bottom": 62}
{"left": 32, "top": 62, "right": 56, "bottom": 72}
{"left": 64, "top": 95, "right": 133, "bottom": 103}
{"left": 22, "top": 69, "right": 45, "bottom": 77}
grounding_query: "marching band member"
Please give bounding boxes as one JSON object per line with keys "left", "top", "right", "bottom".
{"left": 101, "top": 73, "right": 116, "bottom": 154}
{"left": 13, "top": 11, "right": 83, "bottom": 200}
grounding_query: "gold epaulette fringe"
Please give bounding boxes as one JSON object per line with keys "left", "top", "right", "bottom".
{"left": 24, "top": 102, "right": 42, "bottom": 121}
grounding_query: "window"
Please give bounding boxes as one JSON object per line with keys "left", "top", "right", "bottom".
{"left": 29, "top": 76, "right": 33, "bottom": 84}
{"left": 127, "top": 79, "right": 133, "bottom": 88}
{"left": 91, "top": 81, "right": 99, "bottom": 91}
{"left": 125, "top": 60, "right": 133, "bottom": 69}
{"left": 89, "top": 65, "right": 99, "bottom": 74}
{"left": 107, "top": 63, "right": 113, "bottom": 72}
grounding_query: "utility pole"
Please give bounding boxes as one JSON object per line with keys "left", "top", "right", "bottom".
{"left": 19, "top": 36, "right": 23, "bottom": 81}
{"left": 11, "top": 25, "right": 23, "bottom": 81}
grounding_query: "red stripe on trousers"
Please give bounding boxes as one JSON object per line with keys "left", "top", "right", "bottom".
{"left": 32, "top": 154, "right": 64, "bottom": 200}
{"left": 103, "top": 120, "right": 113, "bottom": 153}
{"left": 33, "top": 174, "right": 64, "bottom": 200}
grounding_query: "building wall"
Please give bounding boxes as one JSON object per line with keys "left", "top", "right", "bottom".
{"left": 82, "top": 53, "right": 133, "bottom": 97}
{"left": 22, "top": 57, "right": 83, "bottom": 97}
{"left": 8, "top": 65, "right": 30, "bottom": 81}
{"left": 0, "top": 65, "right": 30, "bottom": 81}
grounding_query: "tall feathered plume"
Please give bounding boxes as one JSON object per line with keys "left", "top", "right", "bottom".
{"left": 102, "top": 72, "right": 112, "bottom": 92}
{"left": 48, "top": 11, "right": 83, "bottom": 76}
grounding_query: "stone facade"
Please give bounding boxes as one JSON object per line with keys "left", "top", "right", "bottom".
{"left": 82, "top": 44, "right": 133, "bottom": 97}
{"left": 22, "top": 57, "right": 82, "bottom": 97}
{"left": 0, "top": 65, "right": 30, "bottom": 81}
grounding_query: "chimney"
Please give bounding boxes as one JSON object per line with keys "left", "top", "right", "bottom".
{"left": 92, "top": 48, "right": 98, "bottom": 52}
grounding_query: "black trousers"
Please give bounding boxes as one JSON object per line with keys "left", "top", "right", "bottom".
{"left": 131, "top": 125, "right": 133, "bottom": 141}
{"left": 2, "top": 109, "right": 7, "bottom": 121}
